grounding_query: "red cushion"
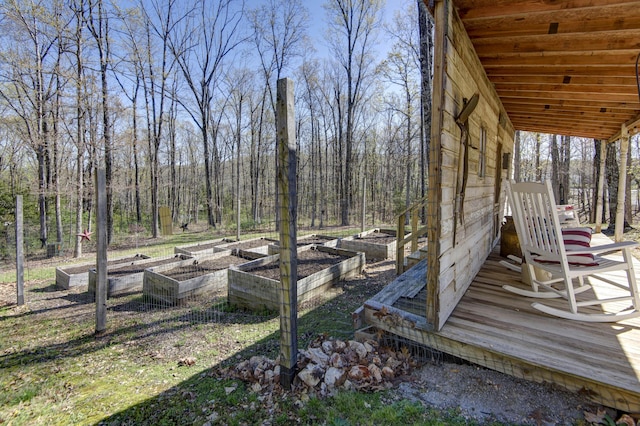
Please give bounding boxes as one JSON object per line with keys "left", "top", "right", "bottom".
{"left": 562, "top": 227, "right": 597, "bottom": 266}
{"left": 533, "top": 227, "right": 598, "bottom": 266}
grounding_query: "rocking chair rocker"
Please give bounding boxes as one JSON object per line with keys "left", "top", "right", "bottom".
{"left": 504, "top": 180, "right": 640, "bottom": 322}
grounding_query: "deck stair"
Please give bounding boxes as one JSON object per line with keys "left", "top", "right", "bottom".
{"left": 406, "top": 246, "right": 428, "bottom": 270}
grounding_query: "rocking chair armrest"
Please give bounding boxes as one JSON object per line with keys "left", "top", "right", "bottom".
{"left": 568, "top": 241, "right": 639, "bottom": 256}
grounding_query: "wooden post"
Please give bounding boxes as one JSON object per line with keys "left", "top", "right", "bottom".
{"left": 277, "top": 77, "right": 298, "bottom": 389}
{"left": 15, "top": 195, "right": 24, "bottom": 306}
{"left": 361, "top": 175, "right": 366, "bottom": 232}
{"left": 615, "top": 126, "right": 629, "bottom": 242}
{"left": 396, "top": 213, "right": 405, "bottom": 275}
{"left": 595, "top": 141, "right": 606, "bottom": 233}
{"left": 237, "top": 197, "right": 241, "bottom": 242}
{"left": 95, "top": 168, "right": 108, "bottom": 334}
{"left": 411, "top": 208, "right": 419, "bottom": 253}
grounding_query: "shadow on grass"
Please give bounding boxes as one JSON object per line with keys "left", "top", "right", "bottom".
{"left": 93, "top": 265, "right": 397, "bottom": 425}
{"left": 2, "top": 257, "right": 400, "bottom": 425}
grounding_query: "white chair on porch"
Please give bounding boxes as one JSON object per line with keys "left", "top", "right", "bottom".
{"left": 504, "top": 180, "right": 640, "bottom": 322}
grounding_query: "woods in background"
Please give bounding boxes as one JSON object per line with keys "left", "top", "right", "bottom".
{"left": 0, "top": 0, "right": 637, "bottom": 259}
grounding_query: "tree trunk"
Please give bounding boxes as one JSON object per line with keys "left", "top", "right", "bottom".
{"left": 514, "top": 131, "right": 521, "bottom": 182}
{"left": 550, "top": 134, "right": 560, "bottom": 201}
{"left": 606, "top": 142, "right": 619, "bottom": 225}
{"left": 535, "top": 133, "right": 542, "bottom": 182}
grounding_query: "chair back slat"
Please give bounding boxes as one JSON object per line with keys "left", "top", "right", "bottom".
{"left": 506, "top": 180, "right": 567, "bottom": 266}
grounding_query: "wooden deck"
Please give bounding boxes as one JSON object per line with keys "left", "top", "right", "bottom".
{"left": 361, "top": 233, "right": 640, "bottom": 412}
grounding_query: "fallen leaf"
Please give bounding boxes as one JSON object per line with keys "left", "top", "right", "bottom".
{"left": 583, "top": 409, "right": 606, "bottom": 424}
{"left": 178, "top": 357, "right": 196, "bottom": 367}
{"left": 618, "top": 414, "right": 636, "bottom": 426}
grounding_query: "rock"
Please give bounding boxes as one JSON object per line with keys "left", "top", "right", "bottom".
{"left": 307, "top": 347, "right": 330, "bottom": 367}
{"left": 372, "top": 355, "right": 382, "bottom": 366}
{"left": 324, "top": 367, "right": 346, "bottom": 388}
{"left": 348, "top": 340, "right": 368, "bottom": 360}
{"left": 263, "top": 369, "right": 275, "bottom": 383}
{"left": 298, "top": 364, "right": 323, "bottom": 388}
{"left": 251, "top": 382, "right": 262, "bottom": 393}
{"left": 334, "top": 340, "right": 347, "bottom": 352}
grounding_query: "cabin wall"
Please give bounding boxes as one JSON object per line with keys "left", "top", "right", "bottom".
{"left": 427, "top": 0, "right": 515, "bottom": 331}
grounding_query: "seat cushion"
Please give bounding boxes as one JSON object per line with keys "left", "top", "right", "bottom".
{"left": 533, "top": 227, "right": 598, "bottom": 266}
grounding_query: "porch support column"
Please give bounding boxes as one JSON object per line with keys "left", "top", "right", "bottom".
{"left": 614, "top": 124, "right": 629, "bottom": 242}
{"left": 594, "top": 141, "right": 606, "bottom": 233}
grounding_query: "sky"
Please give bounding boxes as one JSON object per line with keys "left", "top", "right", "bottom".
{"left": 296, "top": 0, "right": 410, "bottom": 60}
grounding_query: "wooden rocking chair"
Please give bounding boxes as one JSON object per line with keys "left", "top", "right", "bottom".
{"left": 504, "top": 180, "right": 640, "bottom": 322}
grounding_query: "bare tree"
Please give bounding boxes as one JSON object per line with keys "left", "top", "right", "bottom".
{"left": 168, "top": 0, "right": 245, "bottom": 229}
{"left": 381, "top": 1, "right": 421, "bottom": 217}
{"left": 248, "top": 0, "right": 308, "bottom": 230}
{"left": 86, "top": 0, "right": 114, "bottom": 243}
{"left": 324, "top": 0, "right": 383, "bottom": 225}
{"left": 0, "top": 0, "right": 64, "bottom": 248}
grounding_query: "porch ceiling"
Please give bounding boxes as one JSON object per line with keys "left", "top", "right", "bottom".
{"left": 449, "top": 0, "right": 640, "bottom": 141}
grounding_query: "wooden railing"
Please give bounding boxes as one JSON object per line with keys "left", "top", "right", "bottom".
{"left": 396, "top": 194, "right": 429, "bottom": 275}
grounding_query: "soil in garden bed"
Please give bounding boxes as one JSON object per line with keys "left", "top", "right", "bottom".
{"left": 179, "top": 241, "right": 226, "bottom": 251}
{"left": 272, "top": 236, "right": 337, "bottom": 247}
{"left": 60, "top": 254, "right": 148, "bottom": 275}
{"left": 106, "top": 257, "right": 185, "bottom": 277}
{"left": 355, "top": 233, "right": 396, "bottom": 244}
{"left": 247, "top": 249, "right": 349, "bottom": 280}
{"left": 160, "top": 254, "right": 254, "bottom": 281}
{"left": 222, "top": 239, "right": 275, "bottom": 250}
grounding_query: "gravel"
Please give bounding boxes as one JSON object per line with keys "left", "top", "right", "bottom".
{"left": 393, "top": 359, "right": 610, "bottom": 425}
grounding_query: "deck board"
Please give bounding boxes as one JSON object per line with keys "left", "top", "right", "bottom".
{"left": 362, "top": 232, "right": 640, "bottom": 412}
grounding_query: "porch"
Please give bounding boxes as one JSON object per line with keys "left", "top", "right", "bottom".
{"left": 361, "top": 233, "right": 640, "bottom": 412}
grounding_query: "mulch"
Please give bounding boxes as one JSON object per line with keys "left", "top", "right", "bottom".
{"left": 356, "top": 233, "right": 396, "bottom": 244}
{"left": 59, "top": 254, "right": 149, "bottom": 275}
{"left": 106, "top": 256, "right": 186, "bottom": 277}
{"left": 178, "top": 241, "right": 226, "bottom": 251}
{"left": 220, "top": 239, "right": 275, "bottom": 250}
{"left": 246, "top": 249, "right": 348, "bottom": 280}
{"left": 160, "top": 254, "right": 253, "bottom": 280}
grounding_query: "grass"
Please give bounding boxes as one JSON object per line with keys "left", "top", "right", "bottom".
{"left": 0, "top": 225, "right": 521, "bottom": 425}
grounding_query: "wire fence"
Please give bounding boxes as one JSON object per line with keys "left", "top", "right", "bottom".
{"left": 1, "top": 197, "right": 636, "bottom": 416}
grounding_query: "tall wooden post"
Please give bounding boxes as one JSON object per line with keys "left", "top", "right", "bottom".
{"left": 361, "top": 175, "right": 366, "bottom": 232}
{"left": 15, "top": 195, "right": 24, "bottom": 306}
{"left": 595, "top": 140, "right": 606, "bottom": 233}
{"left": 615, "top": 126, "right": 629, "bottom": 242}
{"left": 277, "top": 78, "right": 298, "bottom": 388}
{"left": 95, "top": 168, "right": 108, "bottom": 334}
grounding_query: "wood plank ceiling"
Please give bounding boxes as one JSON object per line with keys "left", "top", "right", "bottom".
{"left": 449, "top": 0, "right": 640, "bottom": 141}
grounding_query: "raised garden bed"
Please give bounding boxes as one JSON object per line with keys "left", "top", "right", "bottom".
{"left": 228, "top": 245, "right": 364, "bottom": 312}
{"left": 55, "top": 254, "right": 150, "bottom": 290}
{"left": 267, "top": 234, "right": 339, "bottom": 255}
{"left": 339, "top": 228, "right": 400, "bottom": 261}
{"left": 143, "top": 249, "right": 266, "bottom": 305}
{"left": 87, "top": 254, "right": 192, "bottom": 297}
{"left": 215, "top": 237, "right": 279, "bottom": 255}
{"left": 174, "top": 238, "right": 231, "bottom": 256}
